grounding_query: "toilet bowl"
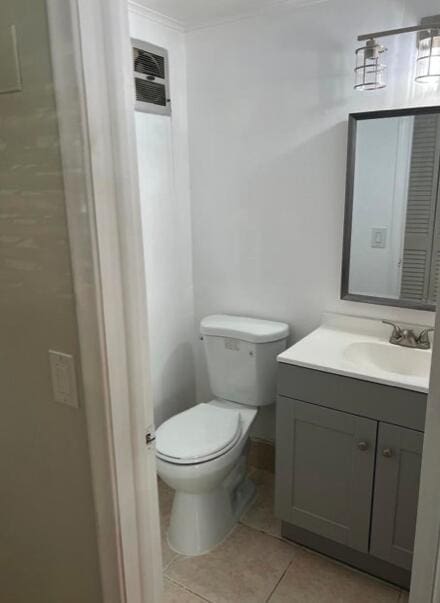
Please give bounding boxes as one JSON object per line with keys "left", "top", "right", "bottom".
{"left": 156, "top": 400, "right": 257, "bottom": 556}
{"left": 156, "top": 315, "right": 289, "bottom": 556}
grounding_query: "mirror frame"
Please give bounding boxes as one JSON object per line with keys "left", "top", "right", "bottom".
{"left": 341, "top": 105, "right": 440, "bottom": 312}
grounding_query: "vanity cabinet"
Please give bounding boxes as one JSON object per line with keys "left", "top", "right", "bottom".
{"left": 275, "top": 363, "right": 427, "bottom": 588}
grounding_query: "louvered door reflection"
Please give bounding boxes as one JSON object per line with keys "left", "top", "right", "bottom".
{"left": 428, "top": 207, "right": 440, "bottom": 303}
{"left": 430, "top": 249, "right": 440, "bottom": 302}
{"left": 400, "top": 114, "right": 440, "bottom": 304}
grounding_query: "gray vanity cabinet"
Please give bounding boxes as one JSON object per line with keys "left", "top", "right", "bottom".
{"left": 370, "top": 423, "right": 423, "bottom": 570}
{"left": 275, "top": 397, "right": 377, "bottom": 552}
{"left": 276, "top": 364, "right": 427, "bottom": 587}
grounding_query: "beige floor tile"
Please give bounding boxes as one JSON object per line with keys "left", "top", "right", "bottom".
{"left": 163, "top": 578, "right": 208, "bottom": 602}
{"left": 241, "top": 469, "right": 281, "bottom": 538}
{"left": 269, "top": 549, "right": 401, "bottom": 603}
{"left": 166, "top": 524, "right": 297, "bottom": 603}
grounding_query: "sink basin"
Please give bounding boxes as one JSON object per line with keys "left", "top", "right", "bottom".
{"left": 277, "top": 313, "right": 433, "bottom": 392}
{"left": 344, "top": 341, "right": 431, "bottom": 380}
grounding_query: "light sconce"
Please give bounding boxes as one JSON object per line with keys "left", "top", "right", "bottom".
{"left": 355, "top": 14, "right": 440, "bottom": 91}
{"left": 354, "top": 39, "right": 387, "bottom": 90}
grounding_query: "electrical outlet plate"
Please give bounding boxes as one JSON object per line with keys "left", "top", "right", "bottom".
{"left": 49, "top": 350, "right": 79, "bottom": 408}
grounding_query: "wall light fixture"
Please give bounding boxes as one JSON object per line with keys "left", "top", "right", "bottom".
{"left": 355, "top": 15, "right": 440, "bottom": 91}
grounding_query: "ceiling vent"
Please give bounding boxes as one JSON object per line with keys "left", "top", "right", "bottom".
{"left": 132, "top": 39, "right": 171, "bottom": 116}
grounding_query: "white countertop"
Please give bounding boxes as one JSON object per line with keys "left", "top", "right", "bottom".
{"left": 277, "top": 313, "right": 433, "bottom": 393}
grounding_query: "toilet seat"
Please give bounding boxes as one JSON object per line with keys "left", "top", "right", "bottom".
{"left": 156, "top": 403, "right": 242, "bottom": 465}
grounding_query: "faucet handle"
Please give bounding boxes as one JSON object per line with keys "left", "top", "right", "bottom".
{"left": 417, "top": 328, "right": 435, "bottom": 349}
{"left": 382, "top": 320, "right": 402, "bottom": 340}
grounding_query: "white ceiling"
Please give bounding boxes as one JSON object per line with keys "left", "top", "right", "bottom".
{"left": 132, "top": 0, "right": 305, "bottom": 30}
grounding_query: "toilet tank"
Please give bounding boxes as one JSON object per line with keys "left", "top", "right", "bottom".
{"left": 200, "top": 315, "right": 290, "bottom": 407}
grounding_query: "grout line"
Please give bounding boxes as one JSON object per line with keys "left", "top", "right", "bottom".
{"left": 240, "top": 519, "right": 285, "bottom": 543}
{"left": 164, "top": 575, "right": 213, "bottom": 602}
{"left": 162, "top": 551, "right": 180, "bottom": 572}
{"left": 265, "top": 559, "right": 294, "bottom": 602}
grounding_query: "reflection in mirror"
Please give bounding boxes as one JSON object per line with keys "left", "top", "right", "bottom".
{"left": 342, "top": 108, "right": 440, "bottom": 310}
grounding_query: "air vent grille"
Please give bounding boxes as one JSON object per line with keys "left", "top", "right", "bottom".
{"left": 134, "top": 48, "right": 165, "bottom": 78}
{"left": 132, "top": 39, "right": 170, "bottom": 116}
{"left": 135, "top": 78, "right": 166, "bottom": 107}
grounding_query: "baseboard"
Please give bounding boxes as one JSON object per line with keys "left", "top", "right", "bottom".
{"left": 281, "top": 522, "right": 411, "bottom": 590}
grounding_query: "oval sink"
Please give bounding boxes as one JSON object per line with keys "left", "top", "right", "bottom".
{"left": 344, "top": 341, "right": 432, "bottom": 379}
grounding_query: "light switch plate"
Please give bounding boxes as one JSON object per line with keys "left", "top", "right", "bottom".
{"left": 371, "top": 227, "right": 387, "bottom": 249}
{"left": 49, "top": 350, "right": 79, "bottom": 408}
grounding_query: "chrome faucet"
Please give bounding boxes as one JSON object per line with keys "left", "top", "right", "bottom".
{"left": 382, "top": 320, "right": 434, "bottom": 350}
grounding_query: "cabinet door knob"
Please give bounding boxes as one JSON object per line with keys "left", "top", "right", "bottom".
{"left": 383, "top": 448, "right": 393, "bottom": 458}
{"left": 357, "top": 441, "right": 369, "bottom": 451}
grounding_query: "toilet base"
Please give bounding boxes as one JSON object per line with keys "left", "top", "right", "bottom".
{"left": 167, "top": 459, "right": 256, "bottom": 556}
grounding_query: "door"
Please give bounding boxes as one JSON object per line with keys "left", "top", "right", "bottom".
{"left": 0, "top": 0, "right": 162, "bottom": 601}
{"left": 370, "top": 423, "right": 423, "bottom": 570}
{"left": 275, "top": 397, "right": 377, "bottom": 552}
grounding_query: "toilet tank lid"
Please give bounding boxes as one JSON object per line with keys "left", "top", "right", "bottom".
{"left": 200, "top": 315, "right": 290, "bottom": 344}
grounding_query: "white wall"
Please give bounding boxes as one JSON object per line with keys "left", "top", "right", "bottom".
{"left": 186, "top": 0, "right": 439, "bottom": 440}
{"left": 349, "top": 116, "right": 412, "bottom": 298}
{"left": 129, "top": 11, "right": 196, "bottom": 427}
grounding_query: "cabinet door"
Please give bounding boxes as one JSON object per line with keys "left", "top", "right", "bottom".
{"left": 370, "top": 423, "right": 423, "bottom": 570}
{"left": 275, "top": 397, "right": 377, "bottom": 552}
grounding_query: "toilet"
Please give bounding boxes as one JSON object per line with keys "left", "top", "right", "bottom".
{"left": 156, "top": 314, "right": 289, "bottom": 556}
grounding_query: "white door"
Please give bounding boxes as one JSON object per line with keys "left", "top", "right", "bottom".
{"left": 48, "top": 0, "right": 163, "bottom": 601}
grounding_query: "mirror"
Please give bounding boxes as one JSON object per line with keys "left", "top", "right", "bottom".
{"left": 342, "top": 107, "right": 440, "bottom": 311}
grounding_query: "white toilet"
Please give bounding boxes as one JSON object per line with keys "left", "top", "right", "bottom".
{"left": 156, "top": 314, "right": 289, "bottom": 556}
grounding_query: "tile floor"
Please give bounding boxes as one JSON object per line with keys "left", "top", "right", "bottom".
{"left": 159, "top": 469, "right": 410, "bottom": 603}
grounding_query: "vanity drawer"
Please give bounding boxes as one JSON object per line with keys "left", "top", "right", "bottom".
{"left": 277, "top": 363, "right": 427, "bottom": 432}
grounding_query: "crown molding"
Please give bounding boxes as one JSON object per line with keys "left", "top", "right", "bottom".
{"left": 127, "top": 1, "right": 184, "bottom": 32}
{"left": 184, "top": 0, "right": 329, "bottom": 32}
{"left": 127, "top": 0, "right": 328, "bottom": 34}
{"left": 185, "top": 0, "right": 328, "bottom": 32}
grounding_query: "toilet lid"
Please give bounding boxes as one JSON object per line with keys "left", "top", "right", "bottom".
{"left": 156, "top": 403, "right": 242, "bottom": 464}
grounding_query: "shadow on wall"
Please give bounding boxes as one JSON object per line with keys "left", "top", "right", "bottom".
{"left": 156, "top": 341, "right": 196, "bottom": 427}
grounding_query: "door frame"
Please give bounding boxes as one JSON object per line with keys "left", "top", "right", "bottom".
{"left": 47, "top": 0, "right": 162, "bottom": 601}
{"left": 411, "top": 308, "right": 440, "bottom": 602}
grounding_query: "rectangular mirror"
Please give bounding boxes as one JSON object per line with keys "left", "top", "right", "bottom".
{"left": 342, "top": 106, "right": 440, "bottom": 311}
